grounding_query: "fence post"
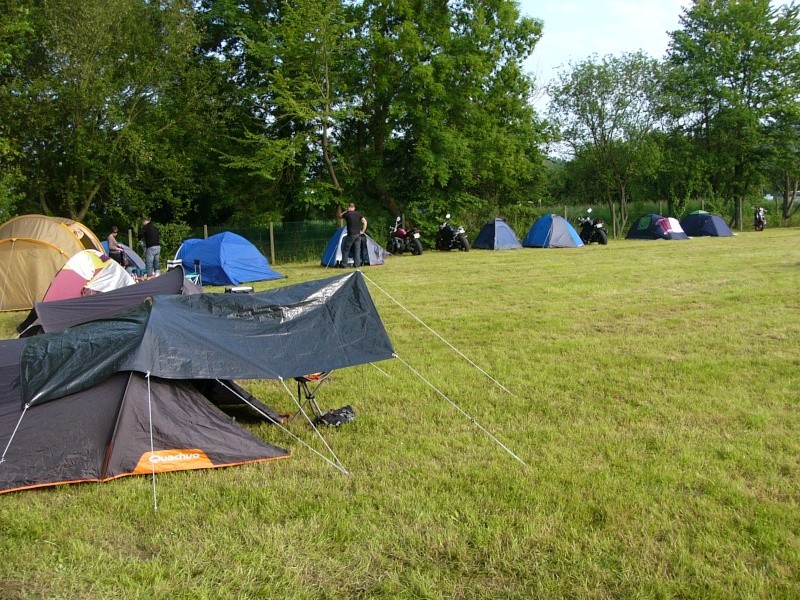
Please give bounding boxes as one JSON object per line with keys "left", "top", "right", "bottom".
{"left": 269, "top": 222, "right": 276, "bottom": 264}
{"left": 127, "top": 229, "right": 133, "bottom": 249}
{"left": 564, "top": 206, "right": 567, "bottom": 219}
{"left": 203, "top": 224, "right": 208, "bottom": 239}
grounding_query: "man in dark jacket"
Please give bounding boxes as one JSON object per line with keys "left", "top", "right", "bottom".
{"left": 337, "top": 203, "right": 367, "bottom": 267}
{"left": 138, "top": 217, "right": 161, "bottom": 277}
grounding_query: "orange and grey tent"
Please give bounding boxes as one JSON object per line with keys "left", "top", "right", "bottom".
{"left": 0, "top": 338, "right": 290, "bottom": 494}
{"left": 0, "top": 214, "right": 104, "bottom": 311}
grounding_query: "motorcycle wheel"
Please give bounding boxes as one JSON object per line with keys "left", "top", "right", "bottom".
{"left": 410, "top": 239, "right": 423, "bottom": 255}
{"left": 594, "top": 229, "right": 608, "bottom": 245}
{"left": 457, "top": 234, "right": 470, "bottom": 251}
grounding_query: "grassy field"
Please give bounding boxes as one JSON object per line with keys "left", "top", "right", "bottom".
{"left": 1, "top": 228, "right": 798, "bottom": 599}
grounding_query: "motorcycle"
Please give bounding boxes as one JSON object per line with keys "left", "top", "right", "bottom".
{"left": 576, "top": 208, "right": 608, "bottom": 245}
{"left": 754, "top": 207, "right": 767, "bottom": 231}
{"left": 387, "top": 216, "right": 423, "bottom": 255}
{"left": 435, "top": 214, "right": 470, "bottom": 251}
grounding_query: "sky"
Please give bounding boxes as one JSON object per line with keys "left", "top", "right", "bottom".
{"left": 516, "top": 0, "right": 690, "bottom": 110}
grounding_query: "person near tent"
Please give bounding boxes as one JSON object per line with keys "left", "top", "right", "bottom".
{"left": 336, "top": 203, "right": 367, "bottom": 268}
{"left": 107, "top": 226, "right": 125, "bottom": 266}
{"left": 138, "top": 217, "right": 161, "bottom": 277}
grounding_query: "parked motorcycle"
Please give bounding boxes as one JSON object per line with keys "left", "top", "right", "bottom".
{"left": 387, "top": 216, "right": 423, "bottom": 255}
{"left": 435, "top": 214, "right": 470, "bottom": 251}
{"left": 576, "top": 208, "right": 608, "bottom": 245}
{"left": 754, "top": 207, "right": 767, "bottom": 231}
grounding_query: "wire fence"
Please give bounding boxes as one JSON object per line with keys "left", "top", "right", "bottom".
{"left": 189, "top": 199, "right": 783, "bottom": 265}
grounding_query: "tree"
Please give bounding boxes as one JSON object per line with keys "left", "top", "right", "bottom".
{"left": 549, "top": 52, "right": 663, "bottom": 236}
{"left": 339, "top": 0, "right": 546, "bottom": 224}
{"left": 0, "top": 0, "right": 32, "bottom": 219}
{"left": 4, "top": 0, "right": 216, "bottom": 228}
{"left": 227, "top": 0, "right": 357, "bottom": 220}
{"left": 664, "top": 0, "right": 800, "bottom": 228}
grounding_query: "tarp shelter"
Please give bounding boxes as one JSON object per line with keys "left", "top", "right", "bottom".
{"left": 321, "top": 227, "right": 389, "bottom": 267}
{"left": 626, "top": 214, "right": 689, "bottom": 240}
{"left": 0, "top": 337, "right": 290, "bottom": 494}
{"left": 522, "top": 214, "right": 584, "bottom": 248}
{"left": 1, "top": 272, "right": 394, "bottom": 493}
{"left": 18, "top": 264, "right": 200, "bottom": 337}
{"left": 42, "top": 249, "right": 135, "bottom": 302}
{"left": 175, "top": 231, "right": 285, "bottom": 286}
{"left": 679, "top": 211, "right": 733, "bottom": 237}
{"left": 20, "top": 271, "right": 395, "bottom": 406}
{"left": 472, "top": 218, "right": 523, "bottom": 250}
{"left": 0, "top": 214, "right": 104, "bottom": 311}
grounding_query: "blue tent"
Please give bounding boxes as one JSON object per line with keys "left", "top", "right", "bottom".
{"left": 472, "top": 218, "right": 522, "bottom": 250}
{"left": 522, "top": 214, "right": 584, "bottom": 248}
{"left": 626, "top": 214, "right": 689, "bottom": 240}
{"left": 175, "top": 232, "right": 285, "bottom": 286}
{"left": 679, "top": 211, "right": 733, "bottom": 237}
{"left": 321, "top": 227, "right": 388, "bottom": 267}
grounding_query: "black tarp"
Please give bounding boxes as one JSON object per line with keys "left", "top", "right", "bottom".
{"left": 21, "top": 271, "right": 395, "bottom": 406}
{"left": 17, "top": 265, "right": 201, "bottom": 336}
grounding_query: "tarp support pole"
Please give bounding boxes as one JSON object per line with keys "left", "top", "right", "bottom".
{"left": 146, "top": 372, "right": 158, "bottom": 513}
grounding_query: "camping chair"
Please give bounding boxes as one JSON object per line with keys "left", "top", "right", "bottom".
{"left": 185, "top": 259, "right": 202, "bottom": 286}
{"left": 289, "top": 372, "right": 332, "bottom": 421}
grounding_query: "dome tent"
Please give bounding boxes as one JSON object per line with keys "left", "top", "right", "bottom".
{"left": 0, "top": 214, "right": 104, "bottom": 311}
{"left": 472, "top": 218, "right": 522, "bottom": 250}
{"left": 679, "top": 211, "right": 733, "bottom": 237}
{"left": 175, "top": 232, "right": 285, "bottom": 286}
{"left": 522, "top": 214, "right": 584, "bottom": 248}
{"left": 626, "top": 214, "right": 689, "bottom": 240}
{"left": 321, "top": 227, "right": 388, "bottom": 267}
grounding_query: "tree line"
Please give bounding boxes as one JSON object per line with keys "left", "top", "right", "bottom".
{"left": 1, "top": 0, "right": 798, "bottom": 237}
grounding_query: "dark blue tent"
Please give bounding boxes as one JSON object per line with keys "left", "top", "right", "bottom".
{"left": 321, "top": 227, "right": 388, "bottom": 267}
{"left": 679, "top": 211, "right": 733, "bottom": 237}
{"left": 626, "top": 214, "right": 689, "bottom": 240}
{"left": 522, "top": 214, "right": 584, "bottom": 248}
{"left": 175, "top": 232, "right": 285, "bottom": 286}
{"left": 472, "top": 218, "right": 522, "bottom": 250}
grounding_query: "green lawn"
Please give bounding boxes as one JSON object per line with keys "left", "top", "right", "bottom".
{"left": 1, "top": 229, "right": 798, "bottom": 599}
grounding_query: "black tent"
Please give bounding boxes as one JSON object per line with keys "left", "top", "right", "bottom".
{"left": 1, "top": 272, "right": 395, "bottom": 493}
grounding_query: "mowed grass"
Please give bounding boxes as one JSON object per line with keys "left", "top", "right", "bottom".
{"left": 0, "top": 228, "right": 798, "bottom": 599}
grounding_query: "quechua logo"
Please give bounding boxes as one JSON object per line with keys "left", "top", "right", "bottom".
{"left": 133, "top": 449, "right": 213, "bottom": 474}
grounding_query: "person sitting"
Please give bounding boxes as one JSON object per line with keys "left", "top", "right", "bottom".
{"left": 107, "top": 226, "right": 125, "bottom": 266}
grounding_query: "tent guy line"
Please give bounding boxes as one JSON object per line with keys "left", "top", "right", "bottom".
{"left": 278, "top": 377, "right": 349, "bottom": 475}
{"left": 362, "top": 272, "right": 515, "bottom": 397}
{"left": 393, "top": 354, "right": 528, "bottom": 468}
{"left": 213, "top": 379, "right": 348, "bottom": 476}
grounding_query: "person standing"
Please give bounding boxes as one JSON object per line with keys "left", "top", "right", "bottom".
{"left": 138, "top": 217, "right": 161, "bottom": 277}
{"left": 107, "top": 226, "right": 124, "bottom": 266}
{"left": 337, "top": 203, "right": 367, "bottom": 267}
